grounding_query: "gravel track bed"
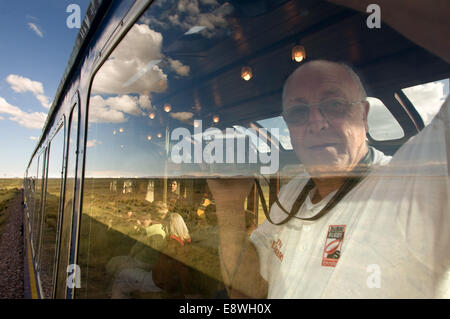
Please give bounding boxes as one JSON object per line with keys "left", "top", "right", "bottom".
{"left": 0, "top": 190, "right": 24, "bottom": 299}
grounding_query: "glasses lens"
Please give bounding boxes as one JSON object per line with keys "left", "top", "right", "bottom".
{"left": 284, "top": 105, "right": 309, "bottom": 125}
{"left": 320, "top": 99, "right": 350, "bottom": 118}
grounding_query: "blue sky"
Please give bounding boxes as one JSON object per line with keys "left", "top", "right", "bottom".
{"left": 0, "top": 1, "right": 91, "bottom": 177}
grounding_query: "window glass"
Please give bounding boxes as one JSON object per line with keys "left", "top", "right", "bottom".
{"left": 402, "top": 79, "right": 449, "bottom": 126}
{"left": 32, "top": 153, "right": 44, "bottom": 258}
{"left": 55, "top": 107, "right": 78, "bottom": 298}
{"left": 367, "top": 97, "right": 404, "bottom": 141}
{"left": 76, "top": 0, "right": 446, "bottom": 299}
{"left": 27, "top": 158, "right": 38, "bottom": 220}
{"left": 257, "top": 116, "right": 293, "bottom": 150}
{"left": 78, "top": 0, "right": 300, "bottom": 299}
{"left": 39, "top": 125, "right": 64, "bottom": 298}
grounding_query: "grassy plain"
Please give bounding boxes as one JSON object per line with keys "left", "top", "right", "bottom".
{"left": 0, "top": 179, "right": 21, "bottom": 238}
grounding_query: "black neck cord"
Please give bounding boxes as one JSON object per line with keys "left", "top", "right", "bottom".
{"left": 254, "top": 147, "right": 374, "bottom": 225}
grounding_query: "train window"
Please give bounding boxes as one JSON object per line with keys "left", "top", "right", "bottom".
{"left": 77, "top": 0, "right": 449, "bottom": 299}
{"left": 32, "top": 152, "right": 45, "bottom": 259}
{"left": 55, "top": 107, "right": 78, "bottom": 298}
{"left": 402, "top": 78, "right": 449, "bottom": 126}
{"left": 367, "top": 97, "right": 404, "bottom": 141}
{"left": 39, "top": 124, "right": 65, "bottom": 298}
{"left": 27, "top": 158, "right": 38, "bottom": 221}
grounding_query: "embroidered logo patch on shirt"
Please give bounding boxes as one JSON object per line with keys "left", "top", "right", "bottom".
{"left": 322, "top": 225, "right": 346, "bottom": 267}
{"left": 271, "top": 238, "right": 284, "bottom": 262}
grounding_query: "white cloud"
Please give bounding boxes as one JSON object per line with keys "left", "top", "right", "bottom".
{"left": 87, "top": 139, "right": 102, "bottom": 148}
{"left": 0, "top": 96, "right": 47, "bottom": 129}
{"left": 29, "top": 136, "right": 38, "bottom": 141}
{"left": 92, "top": 24, "right": 167, "bottom": 96}
{"left": 106, "top": 95, "right": 141, "bottom": 116}
{"left": 402, "top": 80, "right": 447, "bottom": 125}
{"left": 0, "top": 115, "right": 3, "bottom": 120}
{"left": 6, "top": 74, "right": 51, "bottom": 109}
{"left": 36, "top": 94, "right": 51, "bottom": 109}
{"left": 170, "top": 111, "right": 193, "bottom": 122}
{"left": 151, "top": 0, "right": 233, "bottom": 38}
{"left": 139, "top": 95, "right": 152, "bottom": 110}
{"left": 28, "top": 22, "right": 43, "bottom": 38}
{"left": 89, "top": 94, "right": 146, "bottom": 123}
{"left": 6, "top": 74, "right": 44, "bottom": 95}
{"left": 168, "top": 58, "right": 190, "bottom": 76}
{"left": 89, "top": 95, "right": 126, "bottom": 123}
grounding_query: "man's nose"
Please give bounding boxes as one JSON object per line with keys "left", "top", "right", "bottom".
{"left": 307, "top": 105, "right": 328, "bottom": 133}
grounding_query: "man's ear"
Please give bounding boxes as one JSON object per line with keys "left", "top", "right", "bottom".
{"left": 362, "top": 100, "right": 370, "bottom": 132}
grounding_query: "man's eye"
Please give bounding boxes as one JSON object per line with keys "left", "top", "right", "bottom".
{"left": 288, "top": 107, "right": 309, "bottom": 118}
{"left": 323, "top": 100, "right": 346, "bottom": 109}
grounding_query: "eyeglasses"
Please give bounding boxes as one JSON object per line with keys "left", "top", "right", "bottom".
{"left": 282, "top": 98, "right": 364, "bottom": 126}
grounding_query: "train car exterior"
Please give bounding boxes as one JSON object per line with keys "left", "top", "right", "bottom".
{"left": 23, "top": 0, "right": 450, "bottom": 299}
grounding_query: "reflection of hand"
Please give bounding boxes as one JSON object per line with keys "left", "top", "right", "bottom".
{"left": 207, "top": 177, "right": 254, "bottom": 207}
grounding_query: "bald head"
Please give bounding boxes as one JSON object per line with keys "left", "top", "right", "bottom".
{"left": 282, "top": 60, "right": 367, "bottom": 109}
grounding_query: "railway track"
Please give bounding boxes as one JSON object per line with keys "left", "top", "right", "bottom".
{"left": 0, "top": 189, "right": 24, "bottom": 299}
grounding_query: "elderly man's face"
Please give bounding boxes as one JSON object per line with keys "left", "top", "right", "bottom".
{"left": 283, "top": 63, "right": 369, "bottom": 177}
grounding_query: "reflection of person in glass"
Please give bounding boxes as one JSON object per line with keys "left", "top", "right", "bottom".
{"left": 207, "top": 1, "right": 450, "bottom": 298}
{"left": 167, "top": 180, "right": 180, "bottom": 211}
{"left": 106, "top": 201, "right": 168, "bottom": 299}
{"left": 152, "top": 213, "right": 193, "bottom": 297}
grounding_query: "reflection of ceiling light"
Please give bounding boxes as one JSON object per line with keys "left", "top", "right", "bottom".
{"left": 149, "top": 113, "right": 155, "bottom": 119}
{"left": 213, "top": 115, "right": 220, "bottom": 123}
{"left": 119, "top": 128, "right": 124, "bottom": 133}
{"left": 164, "top": 104, "right": 172, "bottom": 112}
{"left": 157, "top": 133, "right": 162, "bottom": 138}
{"left": 241, "top": 66, "right": 252, "bottom": 81}
{"left": 113, "top": 130, "right": 117, "bottom": 135}
{"left": 193, "top": 121, "right": 200, "bottom": 128}
{"left": 147, "top": 135, "right": 152, "bottom": 140}
{"left": 292, "top": 45, "right": 306, "bottom": 63}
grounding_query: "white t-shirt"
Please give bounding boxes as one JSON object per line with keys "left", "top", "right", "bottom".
{"left": 250, "top": 96, "right": 450, "bottom": 298}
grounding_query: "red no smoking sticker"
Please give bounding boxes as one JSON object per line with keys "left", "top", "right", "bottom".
{"left": 322, "top": 225, "right": 346, "bottom": 267}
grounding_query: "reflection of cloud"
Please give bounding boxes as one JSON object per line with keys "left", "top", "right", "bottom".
{"left": 6, "top": 74, "right": 51, "bottom": 108}
{"left": 168, "top": 58, "right": 190, "bottom": 76}
{"left": 170, "top": 111, "right": 193, "bottom": 122}
{"left": 89, "top": 95, "right": 126, "bottom": 123}
{"left": 106, "top": 95, "right": 141, "bottom": 116}
{"left": 0, "top": 96, "right": 47, "bottom": 129}
{"left": 402, "top": 81, "right": 447, "bottom": 125}
{"left": 146, "top": 0, "right": 233, "bottom": 38}
{"left": 92, "top": 24, "right": 167, "bottom": 96}
{"left": 28, "top": 22, "right": 43, "bottom": 37}
{"left": 367, "top": 97, "right": 404, "bottom": 140}
{"left": 87, "top": 139, "right": 102, "bottom": 148}
{"left": 139, "top": 95, "right": 153, "bottom": 110}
